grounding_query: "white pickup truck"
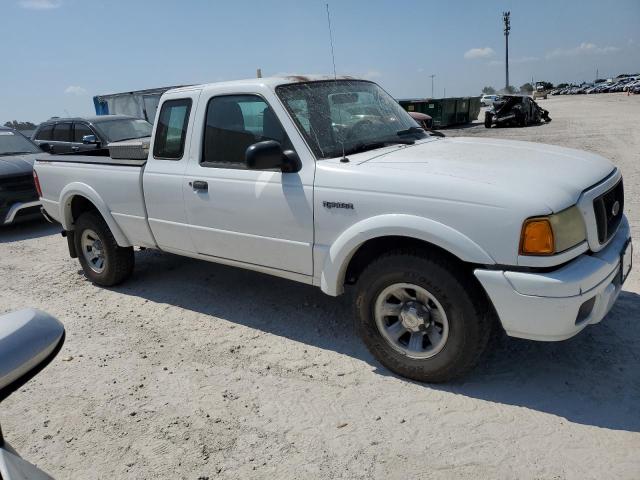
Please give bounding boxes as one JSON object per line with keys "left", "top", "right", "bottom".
{"left": 35, "top": 76, "right": 632, "bottom": 382}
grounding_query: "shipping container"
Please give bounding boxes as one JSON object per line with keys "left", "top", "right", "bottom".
{"left": 398, "top": 97, "right": 481, "bottom": 127}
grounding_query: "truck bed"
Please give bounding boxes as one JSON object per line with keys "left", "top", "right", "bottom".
{"left": 35, "top": 154, "right": 155, "bottom": 248}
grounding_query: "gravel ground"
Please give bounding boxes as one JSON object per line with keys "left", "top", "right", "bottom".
{"left": 1, "top": 93, "right": 639, "bottom": 480}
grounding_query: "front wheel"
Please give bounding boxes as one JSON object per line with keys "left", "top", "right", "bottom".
{"left": 74, "top": 211, "right": 134, "bottom": 286}
{"left": 354, "top": 251, "right": 494, "bottom": 382}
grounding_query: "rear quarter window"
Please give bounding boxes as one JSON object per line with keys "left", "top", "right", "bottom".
{"left": 153, "top": 99, "right": 192, "bottom": 160}
{"left": 36, "top": 124, "right": 54, "bottom": 141}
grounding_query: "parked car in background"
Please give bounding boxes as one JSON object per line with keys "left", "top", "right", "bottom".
{"left": 407, "top": 111, "right": 445, "bottom": 136}
{"left": 32, "top": 115, "right": 152, "bottom": 155}
{"left": 0, "top": 309, "right": 65, "bottom": 479}
{"left": 0, "top": 126, "right": 45, "bottom": 225}
{"left": 480, "top": 94, "right": 500, "bottom": 106}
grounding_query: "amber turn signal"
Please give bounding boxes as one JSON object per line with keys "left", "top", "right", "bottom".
{"left": 520, "top": 218, "right": 554, "bottom": 255}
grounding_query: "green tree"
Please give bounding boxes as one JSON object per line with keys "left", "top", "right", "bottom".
{"left": 500, "top": 85, "right": 517, "bottom": 94}
{"left": 482, "top": 86, "right": 496, "bottom": 95}
{"left": 3, "top": 120, "right": 37, "bottom": 131}
{"left": 520, "top": 83, "right": 534, "bottom": 93}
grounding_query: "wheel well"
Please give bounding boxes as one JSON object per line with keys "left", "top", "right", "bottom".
{"left": 69, "top": 195, "right": 99, "bottom": 225}
{"left": 344, "top": 236, "right": 475, "bottom": 286}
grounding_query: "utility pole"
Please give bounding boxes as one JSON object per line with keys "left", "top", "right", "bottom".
{"left": 429, "top": 74, "right": 436, "bottom": 98}
{"left": 503, "top": 11, "right": 510, "bottom": 90}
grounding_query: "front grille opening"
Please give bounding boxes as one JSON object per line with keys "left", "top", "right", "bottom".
{"left": 575, "top": 297, "right": 596, "bottom": 325}
{"left": 593, "top": 178, "right": 624, "bottom": 244}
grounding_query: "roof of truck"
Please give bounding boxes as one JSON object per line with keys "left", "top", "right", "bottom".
{"left": 166, "top": 75, "right": 366, "bottom": 94}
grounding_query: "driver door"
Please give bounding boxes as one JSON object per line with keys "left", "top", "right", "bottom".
{"left": 183, "top": 93, "right": 314, "bottom": 276}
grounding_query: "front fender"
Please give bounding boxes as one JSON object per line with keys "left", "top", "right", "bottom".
{"left": 320, "top": 214, "right": 496, "bottom": 296}
{"left": 59, "top": 183, "right": 131, "bottom": 247}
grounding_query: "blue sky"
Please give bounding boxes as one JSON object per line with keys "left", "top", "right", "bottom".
{"left": 2, "top": 0, "right": 639, "bottom": 123}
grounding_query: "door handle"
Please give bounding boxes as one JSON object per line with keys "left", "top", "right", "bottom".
{"left": 71, "top": 146, "right": 79, "bottom": 152}
{"left": 190, "top": 180, "right": 208, "bottom": 191}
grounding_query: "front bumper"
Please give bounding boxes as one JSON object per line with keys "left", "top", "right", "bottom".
{"left": 475, "top": 217, "right": 631, "bottom": 341}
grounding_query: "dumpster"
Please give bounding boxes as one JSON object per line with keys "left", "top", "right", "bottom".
{"left": 398, "top": 97, "right": 481, "bottom": 127}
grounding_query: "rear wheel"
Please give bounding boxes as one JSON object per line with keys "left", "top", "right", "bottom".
{"left": 484, "top": 112, "right": 493, "bottom": 128}
{"left": 74, "top": 211, "right": 134, "bottom": 286}
{"left": 354, "top": 250, "right": 495, "bottom": 382}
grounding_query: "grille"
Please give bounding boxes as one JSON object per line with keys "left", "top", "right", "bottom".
{"left": 0, "top": 174, "right": 34, "bottom": 192}
{"left": 593, "top": 178, "right": 624, "bottom": 244}
{"left": 0, "top": 174, "right": 37, "bottom": 209}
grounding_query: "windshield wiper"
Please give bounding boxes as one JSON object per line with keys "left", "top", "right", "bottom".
{"left": 396, "top": 126, "right": 425, "bottom": 136}
{"left": 343, "top": 138, "right": 415, "bottom": 156}
{"left": 0, "top": 151, "right": 33, "bottom": 156}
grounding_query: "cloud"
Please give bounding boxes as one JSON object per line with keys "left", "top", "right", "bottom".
{"left": 546, "top": 42, "right": 619, "bottom": 59}
{"left": 64, "top": 85, "right": 87, "bottom": 96}
{"left": 464, "top": 47, "right": 495, "bottom": 59}
{"left": 19, "top": 0, "right": 61, "bottom": 9}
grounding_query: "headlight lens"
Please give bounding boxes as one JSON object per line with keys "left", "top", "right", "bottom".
{"left": 520, "top": 206, "right": 586, "bottom": 255}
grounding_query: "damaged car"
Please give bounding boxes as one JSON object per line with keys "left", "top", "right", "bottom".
{"left": 484, "top": 95, "right": 551, "bottom": 128}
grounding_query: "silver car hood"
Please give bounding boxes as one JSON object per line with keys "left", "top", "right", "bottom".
{"left": 0, "top": 153, "right": 40, "bottom": 177}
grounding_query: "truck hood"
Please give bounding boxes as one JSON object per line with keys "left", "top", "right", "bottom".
{"left": 356, "top": 137, "right": 615, "bottom": 212}
{"left": 0, "top": 153, "right": 39, "bottom": 177}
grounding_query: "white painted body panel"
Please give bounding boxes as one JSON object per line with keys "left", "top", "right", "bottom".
{"left": 34, "top": 76, "right": 629, "bottom": 342}
{"left": 180, "top": 83, "right": 314, "bottom": 275}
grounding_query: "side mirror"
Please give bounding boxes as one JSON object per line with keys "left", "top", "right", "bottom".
{"left": 0, "top": 309, "right": 65, "bottom": 403}
{"left": 38, "top": 142, "right": 51, "bottom": 153}
{"left": 82, "top": 134, "right": 99, "bottom": 145}
{"left": 245, "top": 140, "right": 301, "bottom": 173}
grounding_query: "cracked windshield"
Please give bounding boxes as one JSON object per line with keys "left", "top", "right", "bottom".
{"left": 277, "top": 80, "right": 428, "bottom": 159}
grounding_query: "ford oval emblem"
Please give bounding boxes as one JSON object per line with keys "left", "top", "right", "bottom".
{"left": 611, "top": 200, "right": 620, "bottom": 216}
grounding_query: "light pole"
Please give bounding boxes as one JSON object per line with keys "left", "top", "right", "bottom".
{"left": 429, "top": 74, "right": 436, "bottom": 98}
{"left": 503, "top": 11, "right": 510, "bottom": 90}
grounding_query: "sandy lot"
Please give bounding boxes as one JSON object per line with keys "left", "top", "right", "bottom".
{"left": 1, "top": 93, "right": 639, "bottom": 480}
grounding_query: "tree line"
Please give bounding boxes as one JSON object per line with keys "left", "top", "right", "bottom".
{"left": 3, "top": 121, "right": 38, "bottom": 131}
{"left": 482, "top": 81, "right": 554, "bottom": 95}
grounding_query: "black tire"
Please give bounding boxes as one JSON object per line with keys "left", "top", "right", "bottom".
{"left": 354, "top": 250, "right": 495, "bottom": 383}
{"left": 74, "top": 211, "right": 134, "bottom": 286}
{"left": 484, "top": 112, "right": 493, "bottom": 128}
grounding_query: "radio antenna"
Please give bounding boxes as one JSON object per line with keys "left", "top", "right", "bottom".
{"left": 326, "top": 3, "right": 348, "bottom": 162}
{"left": 326, "top": 3, "right": 338, "bottom": 80}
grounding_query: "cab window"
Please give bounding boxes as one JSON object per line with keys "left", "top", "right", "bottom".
{"left": 52, "top": 123, "right": 72, "bottom": 142}
{"left": 201, "top": 94, "right": 292, "bottom": 168}
{"left": 36, "top": 124, "right": 54, "bottom": 141}
{"left": 73, "top": 123, "right": 93, "bottom": 142}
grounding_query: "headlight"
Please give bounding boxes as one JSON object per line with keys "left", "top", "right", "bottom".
{"left": 520, "top": 206, "right": 586, "bottom": 255}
